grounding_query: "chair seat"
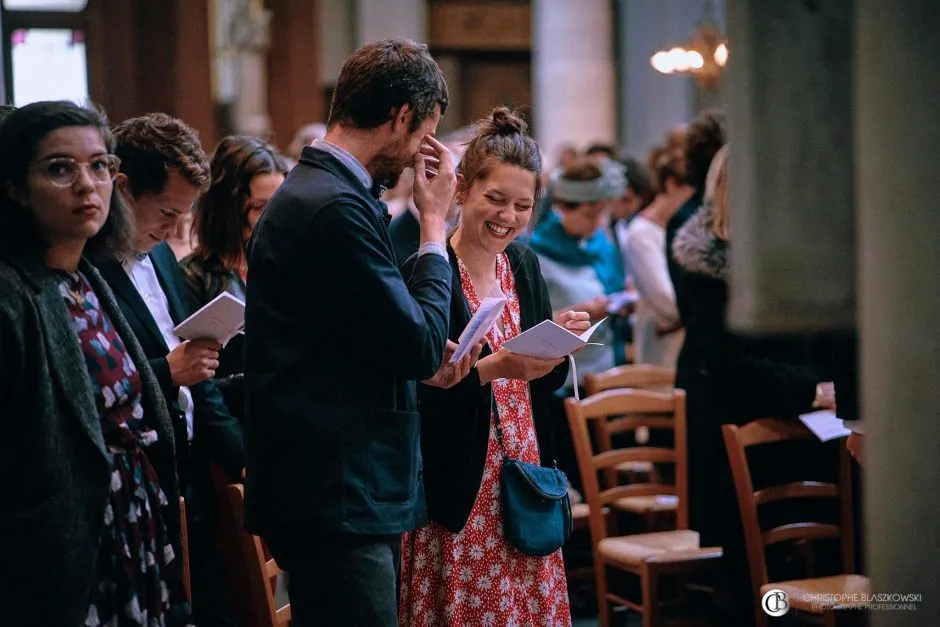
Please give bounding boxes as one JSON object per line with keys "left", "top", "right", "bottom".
{"left": 598, "top": 529, "right": 701, "bottom": 567}
{"left": 613, "top": 495, "right": 678, "bottom": 514}
{"left": 761, "top": 575, "right": 870, "bottom": 613}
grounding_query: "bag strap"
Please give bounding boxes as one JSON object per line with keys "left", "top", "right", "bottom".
{"left": 490, "top": 387, "right": 558, "bottom": 468}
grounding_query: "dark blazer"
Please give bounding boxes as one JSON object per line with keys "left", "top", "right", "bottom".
{"left": 402, "top": 241, "right": 569, "bottom": 533}
{"left": 244, "top": 146, "right": 452, "bottom": 540}
{"left": 388, "top": 208, "right": 420, "bottom": 265}
{"left": 0, "top": 253, "right": 180, "bottom": 627}
{"left": 94, "top": 242, "right": 245, "bottom": 492}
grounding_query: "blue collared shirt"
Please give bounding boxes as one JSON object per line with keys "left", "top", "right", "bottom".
{"left": 310, "top": 138, "right": 446, "bottom": 260}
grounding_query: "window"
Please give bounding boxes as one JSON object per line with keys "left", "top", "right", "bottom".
{"left": 3, "top": 0, "right": 87, "bottom": 10}
{"left": 11, "top": 28, "right": 87, "bottom": 106}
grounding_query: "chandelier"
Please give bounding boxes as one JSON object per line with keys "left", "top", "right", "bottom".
{"left": 650, "top": 1, "right": 728, "bottom": 89}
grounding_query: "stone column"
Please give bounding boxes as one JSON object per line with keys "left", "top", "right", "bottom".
{"left": 615, "top": 0, "right": 698, "bottom": 159}
{"left": 532, "top": 0, "right": 616, "bottom": 169}
{"left": 856, "top": 1, "right": 940, "bottom": 623}
{"left": 356, "top": 0, "right": 427, "bottom": 47}
{"left": 725, "top": 0, "right": 855, "bottom": 333}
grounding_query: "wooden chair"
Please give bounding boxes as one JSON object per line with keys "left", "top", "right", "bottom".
{"left": 179, "top": 496, "right": 191, "bottom": 601}
{"left": 722, "top": 418, "right": 868, "bottom": 627}
{"left": 217, "top": 483, "right": 291, "bottom": 627}
{"left": 584, "top": 365, "right": 680, "bottom": 530}
{"left": 566, "top": 388, "right": 722, "bottom": 627}
{"left": 584, "top": 364, "right": 676, "bottom": 396}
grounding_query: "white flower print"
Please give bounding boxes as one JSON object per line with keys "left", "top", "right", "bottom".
{"left": 124, "top": 596, "right": 143, "bottom": 622}
{"left": 470, "top": 544, "right": 484, "bottom": 560}
{"left": 102, "top": 386, "right": 116, "bottom": 409}
{"left": 476, "top": 576, "right": 492, "bottom": 591}
{"left": 500, "top": 577, "right": 512, "bottom": 593}
{"left": 459, "top": 566, "right": 473, "bottom": 582}
{"left": 483, "top": 611, "right": 497, "bottom": 626}
{"left": 472, "top": 514, "right": 486, "bottom": 530}
{"left": 415, "top": 553, "right": 427, "bottom": 570}
{"left": 110, "top": 470, "right": 123, "bottom": 492}
{"left": 95, "top": 331, "right": 111, "bottom": 353}
{"left": 470, "top": 594, "right": 482, "bottom": 609}
{"left": 485, "top": 536, "right": 498, "bottom": 550}
{"left": 539, "top": 581, "right": 551, "bottom": 598}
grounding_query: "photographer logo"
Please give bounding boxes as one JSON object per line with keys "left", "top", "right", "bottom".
{"left": 762, "top": 589, "right": 790, "bottom": 617}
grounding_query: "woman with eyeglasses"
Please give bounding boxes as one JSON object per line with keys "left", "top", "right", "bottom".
{"left": 0, "top": 101, "right": 193, "bottom": 626}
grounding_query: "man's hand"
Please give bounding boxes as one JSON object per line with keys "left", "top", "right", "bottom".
{"left": 422, "top": 339, "right": 484, "bottom": 390}
{"left": 412, "top": 136, "right": 457, "bottom": 237}
{"left": 476, "top": 349, "right": 563, "bottom": 384}
{"left": 167, "top": 338, "right": 221, "bottom": 387}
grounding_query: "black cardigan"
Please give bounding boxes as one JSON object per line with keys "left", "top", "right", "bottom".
{"left": 402, "top": 240, "right": 569, "bottom": 534}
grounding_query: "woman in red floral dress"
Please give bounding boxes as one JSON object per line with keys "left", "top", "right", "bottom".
{"left": 399, "top": 107, "right": 590, "bottom": 627}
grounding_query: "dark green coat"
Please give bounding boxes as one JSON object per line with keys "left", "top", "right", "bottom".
{"left": 0, "top": 253, "right": 181, "bottom": 627}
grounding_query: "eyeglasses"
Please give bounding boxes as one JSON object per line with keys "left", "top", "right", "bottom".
{"left": 33, "top": 155, "right": 121, "bottom": 188}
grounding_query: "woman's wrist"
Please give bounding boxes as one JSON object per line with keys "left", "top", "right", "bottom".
{"left": 476, "top": 354, "right": 496, "bottom": 385}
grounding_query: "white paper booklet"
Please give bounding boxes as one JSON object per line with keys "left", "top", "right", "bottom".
{"left": 173, "top": 292, "right": 245, "bottom": 346}
{"left": 450, "top": 296, "right": 506, "bottom": 363}
{"left": 606, "top": 290, "right": 638, "bottom": 314}
{"left": 502, "top": 317, "right": 607, "bottom": 360}
{"left": 799, "top": 410, "right": 851, "bottom": 442}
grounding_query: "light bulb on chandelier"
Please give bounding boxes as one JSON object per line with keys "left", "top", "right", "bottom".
{"left": 649, "top": 1, "right": 727, "bottom": 89}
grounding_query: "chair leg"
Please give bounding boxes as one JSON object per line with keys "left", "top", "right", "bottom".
{"left": 595, "top": 562, "right": 612, "bottom": 627}
{"left": 641, "top": 563, "right": 660, "bottom": 627}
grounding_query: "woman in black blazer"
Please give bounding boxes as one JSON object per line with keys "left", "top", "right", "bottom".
{"left": 180, "top": 135, "right": 288, "bottom": 420}
{"left": 671, "top": 146, "right": 835, "bottom": 622}
{"left": 398, "top": 108, "right": 589, "bottom": 627}
{"left": 0, "top": 102, "right": 191, "bottom": 626}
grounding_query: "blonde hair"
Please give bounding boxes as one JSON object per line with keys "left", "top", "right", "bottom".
{"left": 706, "top": 144, "right": 730, "bottom": 240}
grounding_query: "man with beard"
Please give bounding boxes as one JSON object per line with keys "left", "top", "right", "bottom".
{"left": 243, "top": 38, "right": 476, "bottom": 626}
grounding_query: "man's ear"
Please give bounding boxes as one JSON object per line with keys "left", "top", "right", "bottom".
{"left": 390, "top": 104, "right": 413, "bottom": 134}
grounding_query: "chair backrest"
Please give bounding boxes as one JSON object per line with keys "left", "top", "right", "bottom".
{"left": 584, "top": 364, "right": 676, "bottom": 396}
{"left": 218, "top": 484, "right": 291, "bottom": 627}
{"left": 722, "top": 418, "right": 856, "bottom": 601}
{"left": 565, "top": 388, "right": 689, "bottom": 545}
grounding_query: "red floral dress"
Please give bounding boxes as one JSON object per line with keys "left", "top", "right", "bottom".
{"left": 400, "top": 252, "right": 571, "bottom": 627}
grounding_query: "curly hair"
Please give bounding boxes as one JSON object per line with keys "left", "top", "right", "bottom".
{"left": 191, "top": 136, "right": 288, "bottom": 270}
{"left": 112, "top": 113, "right": 210, "bottom": 198}
{"left": 684, "top": 109, "right": 727, "bottom": 192}
{"left": 328, "top": 38, "right": 448, "bottom": 132}
{"left": 0, "top": 100, "right": 135, "bottom": 261}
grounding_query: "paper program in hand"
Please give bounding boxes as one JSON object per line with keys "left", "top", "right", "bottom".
{"left": 450, "top": 296, "right": 506, "bottom": 363}
{"left": 799, "top": 410, "right": 851, "bottom": 442}
{"left": 502, "top": 317, "right": 607, "bottom": 360}
{"left": 173, "top": 292, "right": 245, "bottom": 347}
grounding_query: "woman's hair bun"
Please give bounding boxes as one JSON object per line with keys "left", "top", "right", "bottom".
{"left": 486, "top": 106, "right": 527, "bottom": 136}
